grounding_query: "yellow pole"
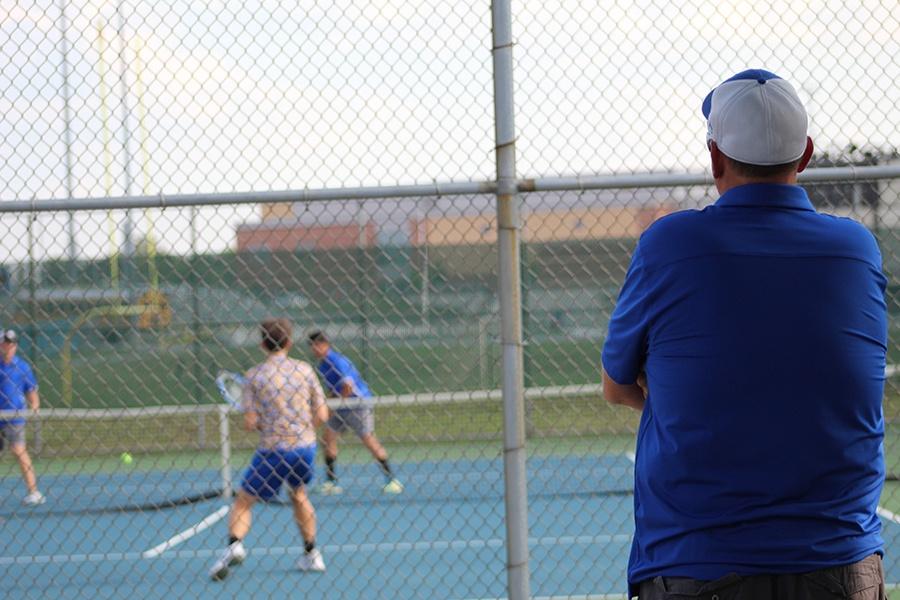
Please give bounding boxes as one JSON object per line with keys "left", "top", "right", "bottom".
{"left": 62, "top": 304, "right": 155, "bottom": 405}
{"left": 133, "top": 35, "right": 158, "bottom": 292}
{"left": 97, "top": 21, "right": 119, "bottom": 293}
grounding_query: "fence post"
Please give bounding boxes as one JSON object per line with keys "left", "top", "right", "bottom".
{"left": 491, "top": 2, "right": 530, "bottom": 599}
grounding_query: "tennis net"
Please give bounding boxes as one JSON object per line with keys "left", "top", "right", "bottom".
{"left": 0, "top": 384, "right": 638, "bottom": 515}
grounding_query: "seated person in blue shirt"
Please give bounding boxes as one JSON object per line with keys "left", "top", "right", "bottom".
{"left": 602, "top": 70, "right": 887, "bottom": 599}
{"left": 0, "top": 329, "right": 44, "bottom": 506}
{"left": 307, "top": 330, "right": 402, "bottom": 495}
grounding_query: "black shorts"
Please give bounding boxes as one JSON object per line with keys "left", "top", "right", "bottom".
{"left": 636, "top": 554, "right": 885, "bottom": 600}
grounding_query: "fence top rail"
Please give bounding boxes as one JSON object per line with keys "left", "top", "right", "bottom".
{"left": 0, "top": 384, "right": 606, "bottom": 420}
{"left": 1, "top": 165, "right": 898, "bottom": 213}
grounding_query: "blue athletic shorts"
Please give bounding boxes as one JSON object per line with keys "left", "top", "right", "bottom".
{"left": 241, "top": 445, "right": 316, "bottom": 501}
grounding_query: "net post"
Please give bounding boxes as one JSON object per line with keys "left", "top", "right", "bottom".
{"left": 479, "top": 315, "right": 490, "bottom": 388}
{"left": 217, "top": 404, "right": 233, "bottom": 499}
{"left": 33, "top": 416, "right": 42, "bottom": 455}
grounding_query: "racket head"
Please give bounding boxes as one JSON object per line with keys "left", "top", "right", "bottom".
{"left": 215, "top": 370, "right": 247, "bottom": 410}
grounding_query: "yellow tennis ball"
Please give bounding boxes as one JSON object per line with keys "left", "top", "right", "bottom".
{"left": 120, "top": 452, "right": 134, "bottom": 465}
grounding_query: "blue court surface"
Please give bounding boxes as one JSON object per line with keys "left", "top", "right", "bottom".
{"left": 1, "top": 454, "right": 899, "bottom": 599}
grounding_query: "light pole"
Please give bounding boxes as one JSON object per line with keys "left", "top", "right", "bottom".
{"left": 116, "top": 0, "right": 135, "bottom": 259}
{"left": 57, "top": 0, "right": 77, "bottom": 273}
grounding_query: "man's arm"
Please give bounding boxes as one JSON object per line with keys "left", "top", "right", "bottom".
{"left": 25, "top": 389, "right": 39, "bottom": 413}
{"left": 243, "top": 410, "right": 259, "bottom": 432}
{"left": 332, "top": 355, "right": 357, "bottom": 398}
{"left": 602, "top": 368, "right": 645, "bottom": 412}
{"left": 601, "top": 241, "right": 652, "bottom": 413}
{"left": 312, "top": 402, "right": 329, "bottom": 429}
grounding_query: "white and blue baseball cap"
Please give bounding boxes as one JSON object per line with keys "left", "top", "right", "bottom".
{"left": 702, "top": 69, "right": 808, "bottom": 166}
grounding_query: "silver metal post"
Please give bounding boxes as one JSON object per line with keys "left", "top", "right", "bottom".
{"left": 491, "top": 1, "right": 530, "bottom": 598}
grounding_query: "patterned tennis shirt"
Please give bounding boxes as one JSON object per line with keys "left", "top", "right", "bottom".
{"left": 242, "top": 355, "right": 326, "bottom": 449}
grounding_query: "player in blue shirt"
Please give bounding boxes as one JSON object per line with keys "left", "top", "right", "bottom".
{"left": 307, "top": 331, "right": 402, "bottom": 495}
{"left": 603, "top": 71, "right": 887, "bottom": 598}
{"left": 0, "top": 329, "right": 45, "bottom": 506}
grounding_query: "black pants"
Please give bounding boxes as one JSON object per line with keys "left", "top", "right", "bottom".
{"left": 636, "top": 554, "right": 885, "bottom": 599}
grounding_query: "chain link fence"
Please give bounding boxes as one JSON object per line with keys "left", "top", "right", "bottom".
{"left": 1, "top": 1, "right": 900, "bottom": 599}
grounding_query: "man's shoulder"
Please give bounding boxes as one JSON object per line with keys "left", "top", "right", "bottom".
{"left": 245, "top": 362, "right": 266, "bottom": 382}
{"left": 637, "top": 209, "right": 708, "bottom": 250}
{"left": 639, "top": 205, "right": 880, "bottom": 263}
{"left": 327, "top": 350, "right": 352, "bottom": 369}
{"left": 813, "top": 211, "right": 879, "bottom": 242}
{"left": 10, "top": 356, "right": 33, "bottom": 374}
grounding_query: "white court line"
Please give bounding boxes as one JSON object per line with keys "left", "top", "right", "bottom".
{"left": 877, "top": 505, "right": 900, "bottom": 525}
{"left": 0, "top": 534, "right": 631, "bottom": 566}
{"left": 142, "top": 505, "right": 230, "bottom": 558}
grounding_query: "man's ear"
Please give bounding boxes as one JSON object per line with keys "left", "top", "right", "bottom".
{"left": 796, "top": 137, "right": 814, "bottom": 173}
{"left": 709, "top": 142, "right": 726, "bottom": 180}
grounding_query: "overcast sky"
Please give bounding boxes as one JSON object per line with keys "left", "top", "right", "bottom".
{"left": 0, "top": 0, "right": 898, "bottom": 261}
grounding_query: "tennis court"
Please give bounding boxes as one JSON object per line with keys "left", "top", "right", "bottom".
{"left": 6, "top": 450, "right": 900, "bottom": 599}
{"left": 2, "top": 453, "right": 634, "bottom": 599}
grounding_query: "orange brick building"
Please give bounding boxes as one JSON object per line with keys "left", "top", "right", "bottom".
{"left": 237, "top": 195, "right": 676, "bottom": 252}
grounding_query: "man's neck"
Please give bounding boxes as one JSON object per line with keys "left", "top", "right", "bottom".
{"left": 716, "top": 173, "right": 798, "bottom": 195}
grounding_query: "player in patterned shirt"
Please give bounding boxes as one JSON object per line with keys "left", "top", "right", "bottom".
{"left": 209, "top": 318, "right": 329, "bottom": 581}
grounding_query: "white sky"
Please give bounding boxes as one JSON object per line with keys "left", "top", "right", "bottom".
{"left": 0, "top": 0, "right": 898, "bottom": 261}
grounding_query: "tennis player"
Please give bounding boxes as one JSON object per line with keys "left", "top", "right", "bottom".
{"left": 0, "top": 329, "right": 44, "bottom": 506}
{"left": 209, "top": 319, "right": 329, "bottom": 580}
{"left": 603, "top": 70, "right": 887, "bottom": 598}
{"left": 307, "top": 330, "right": 402, "bottom": 495}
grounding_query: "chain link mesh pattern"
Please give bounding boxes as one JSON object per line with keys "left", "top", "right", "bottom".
{"left": 1, "top": 1, "right": 899, "bottom": 598}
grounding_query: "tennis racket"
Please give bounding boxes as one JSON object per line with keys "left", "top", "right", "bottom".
{"left": 215, "top": 370, "right": 247, "bottom": 410}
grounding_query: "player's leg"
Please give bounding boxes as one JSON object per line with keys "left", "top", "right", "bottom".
{"left": 6, "top": 424, "right": 43, "bottom": 505}
{"left": 352, "top": 408, "right": 402, "bottom": 494}
{"left": 211, "top": 449, "right": 279, "bottom": 580}
{"left": 286, "top": 446, "right": 325, "bottom": 572}
{"left": 228, "top": 490, "right": 256, "bottom": 540}
{"left": 320, "top": 412, "right": 345, "bottom": 494}
{"left": 209, "top": 490, "right": 254, "bottom": 580}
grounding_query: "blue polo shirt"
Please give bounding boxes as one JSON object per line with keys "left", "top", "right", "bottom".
{"left": 0, "top": 355, "right": 38, "bottom": 426}
{"left": 602, "top": 183, "right": 886, "bottom": 593}
{"left": 317, "top": 349, "right": 372, "bottom": 400}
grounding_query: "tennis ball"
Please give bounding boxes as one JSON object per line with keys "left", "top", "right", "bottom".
{"left": 120, "top": 452, "right": 134, "bottom": 466}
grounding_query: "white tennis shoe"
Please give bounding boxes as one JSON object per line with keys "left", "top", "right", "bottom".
{"left": 296, "top": 548, "right": 326, "bottom": 572}
{"left": 209, "top": 540, "right": 247, "bottom": 581}
{"left": 319, "top": 481, "right": 343, "bottom": 495}
{"left": 22, "top": 491, "right": 45, "bottom": 506}
{"left": 382, "top": 479, "right": 404, "bottom": 494}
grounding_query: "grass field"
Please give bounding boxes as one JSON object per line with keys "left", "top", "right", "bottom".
{"left": 27, "top": 325, "right": 602, "bottom": 409}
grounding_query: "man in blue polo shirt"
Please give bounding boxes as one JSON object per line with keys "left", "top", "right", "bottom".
{"left": 0, "top": 329, "right": 45, "bottom": 506}
{"left": 308, "top": 330, "right": 402, "bottom": 495}
{"left": 602, "top": 70, "right": 887, "bottom": 599}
